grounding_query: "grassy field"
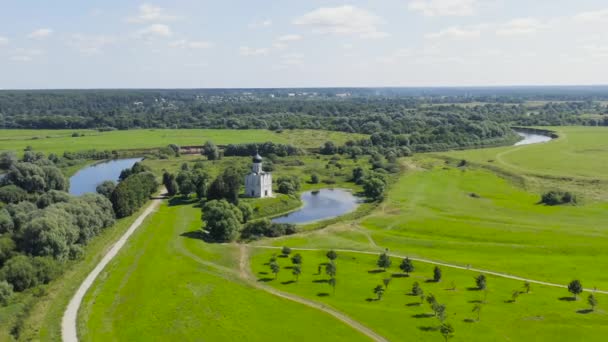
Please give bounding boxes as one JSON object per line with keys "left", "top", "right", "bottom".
{"left": 79, "top": 202, "right": 369, "bottom": 341}
{"left": 0, "top": 128, "right": 367, "bottom": 154}
{"left": 250, "top": 248, "right": 608, "bottom": 341}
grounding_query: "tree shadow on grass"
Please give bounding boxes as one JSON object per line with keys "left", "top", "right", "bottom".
{"left": 418, "top": 326, "right": 439, "bottom": 332}
{"left": 577, "top": 309, "right": 593, "bottom": 314}
{"left": 559, "top": 296, "right": 577, "bottom": 302}
{"left": 169, "top": 197, "right": 199, "bottom": 207}
{"left": 504, "top": 299, "right": 516, "bottom": 304}
{"left": 317, "top": 293, "right": 330, "bottom": 297}
{"left": 406, "top": 302, "right": 422, "bottom": 307}
{"left": 392, "top": 273, "right": 409, "bottom": 278}
{"left": 258, "top": 271, "right": 268, "bottom": 275}
{"left": 467, "top": 287, "right": 482, "bottom": 291}
{"left": 257, "top": 277, "right": 274, "bottom": 282}
{"left": 463, "top": 318, "right": 476, "bottom": 323}
{"left": 283, "top": 266, "right": 294, "bottom": 270}
{"left": 368, "top": 269, "right": 386, "bottom": 274}
{"left": 281, "top": 280, "right": 296, "bottom": 285}
{"left": 313, "top": 279, "right": 329, "bottom": 284}
{"left": 468, "top": 299, "right": 483, "bottom": 304}
{"left": 365, "top": 298, "right": 379, "bottom": 302}
{"left": 425, "top": 279, "right": 438, "bottom": 283}
{"left": 180, "top": 230, "right": 206, "bottom": 241}
{"left": 412, "top": 313, "right": 435, "bottom": 319}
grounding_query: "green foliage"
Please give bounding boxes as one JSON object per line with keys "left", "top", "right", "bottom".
{"left": 568, "top": 280, "right": 583, "bottom": 298}
{"left": 0, "top": 236, "right": 16, "bottom": 264}
{"left": 362, "top": 176, "right": 386, "bottom": 200}
{"left": 0, "top": 151, "right": 17, "bottom": 170}
{"left": 0, "top": 280, "right": 13, "bottom": 306}
{"left": 310, "top": 173, "right": 319, "bottom": 184}
{"left": 95, "top": 180, "right": 116, "bottom": 199}
{"left": 201, "top": 200, "right": 242, "bottom": 242}
{"left": 176, "top": 171, "right": 195, "bottom": 197}
{"left": 325, "top": 261, "right": 337, "bottom": 278}
{"left": 276, "top": 175, "right": 301, "bottom": 196}
{"left": 111, "top": 171, "right": 157, "bottom": 218}
{"left": 412, "top": 281, "right": 423, "bottom": 296}
{"left": 203, "top": 141, "right": 220, "bottom": 161}
{"left": 0, "top": 185, "right": 28, "bottom": 204}
{"left": 207, "top": 167, "right": 241, "bottom": 204}
{"left": 292, "top": 264, "right": 302, "bottom": 282}
{"left": 270, "top": 261, "right": 280, "bottom": 279}
{"left": 240, "top": 219, "right": 297, "bottom": 240}
{"left": 281, "top": 246, "right": 291, "bottom": 256}
{"left": 434, "top": 266, "right": 442, "bottom": 283}
{"left": 399, "top": 257, "right": 414, "bottom": 274}
{"left": 162, "top": 172, "right": 178, "bottom": 196}
{"left": 588, "top": 293, "right": 598, "bottom": 311}
{"left": 3, "top": 162, "right": 68, "bottom": 193}
{"left": 36, "top": 189, "right": 71, "bottom": 208}
{"left": 291, "top": 253, "right": 302, "bottom": 265}
{"left": 540, "top": 190, "right": 577, "bottom": 206}
{"left": 0, "top": 255, "right": 37, "bottom": 291}
{"left": 439, "top": 322, "right": 455, "bottom": 342}
{"left": 475, "top": 274, "right": 487, "bottom": 290}
{"left": 326, "top": 250, "right": 338, "bottom": 261}
{"left": 373, "top": 284, "right": 384, "bottom": 300}
{"left": 377, "top": 252, "right": 391, "bottom": 270}
{"left": 238, "top": 203, "right": 253, "bottom": 223}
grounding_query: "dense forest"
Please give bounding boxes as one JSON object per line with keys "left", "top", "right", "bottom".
{"left": 1, "top": 87, "right": 607, "bottom": 151}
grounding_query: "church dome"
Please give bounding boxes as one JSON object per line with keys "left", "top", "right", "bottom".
{"left": 253, "top": 153, "right": 263, "bottom": 163}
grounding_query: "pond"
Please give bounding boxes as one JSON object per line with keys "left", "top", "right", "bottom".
{"left": 272, "top": 188, "right": 360, "bottom": 224}
{"left": 514, "top": 131, "right": 553, "bottom": 146}
{"left": 69, "top": 158, "right": 142, "bottom": 196}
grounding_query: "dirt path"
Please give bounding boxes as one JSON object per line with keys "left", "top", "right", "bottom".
{"left": 61, "top": 194, "right": 164, "bottom": 342}
{"left": 239, "top": 245, "right": 389, "bottom": 342}
{"left": 251, "top": 246, "right": 608, "bottom": 295}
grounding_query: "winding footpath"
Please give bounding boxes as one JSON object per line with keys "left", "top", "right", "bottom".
{"left": 239, "top": 245, "right": 389, "bottom": 342}
{"left": 61, "top": 195, "right": 164, "bottom": 342}
{"left": 251, "top": 245, "right": 608, "bottom": 295}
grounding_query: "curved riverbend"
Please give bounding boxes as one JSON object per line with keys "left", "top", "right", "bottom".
{"left": 69, "top": 157, "right": 142, "bottom": 196}
{"left": 272, "top": 188, "right": 360, "bottom": 224}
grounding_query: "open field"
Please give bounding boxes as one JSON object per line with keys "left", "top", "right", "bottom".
{"left": 250, "top": 248, "right": 608, "bottom": 341}
{"left": 0, "top": 129, "right": 367, "bottom": 154}
{"left": 79, "top": 202, "right": 369, "bottom": 341}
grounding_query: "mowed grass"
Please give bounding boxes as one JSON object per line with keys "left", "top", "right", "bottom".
{"left": 0, "top": 128, "right": 367, "bottom": 154}
{"left": 442, "top": 126, "right": 608, "bottom": 180}
{"left": 78, "top": 201, "right": 368, "bottom": 342}
{"left": 251, "top": 249, "right": 608, "bottom": 341}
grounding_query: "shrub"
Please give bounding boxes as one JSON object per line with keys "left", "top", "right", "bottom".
{"left": 240, "top": 219, "right": 298, "bottom": 240}
{"left": 0, "top": 281, "right": 13, "bottom": 306}
{"left": 540, "top": 191, "right": 577, "bottom": 205}
{"left": 1, "top": 255, "right": 37, "bottom": 291}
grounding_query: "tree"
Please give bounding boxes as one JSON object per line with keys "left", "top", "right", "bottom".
{"left": 162, "top": 172, "right": 178, "bottom": 196}
{"left": 201, "top": 200, "right": 243, "bottom": 242}
{"left": 439, "top": 323, "right": 455, "bottom": 342}
{"left": 412, "top": 281, "right": 423, "bottom": 296}
{"left": 377, "top": 251, "right": 391, "bottom": 271}
{"left": 282, "top": 246, "right": 292, "bottom": 256}
{"left": 325, "top": 262, "right": 337, "bottom": 278}
{"left": 203, "top": 140, "right": 220, "bottom": 160}
{"left": 291, "top": 253, "right": 302, "bottom": 265}
{"left": 433, "top": 266, "right": 442, "bottom": 282}
{"left": 0, "top": 151, "right": 17, "bottom": 170}
{"left": 588, "top": 293, "right": 598, "bottom": 311}
{"left": 238, "top": 203, "right": 253, "bottom": 223}
{"left": 326, "top": 250, "right": 338, "bottom": 262}
{"left": 1, "top": 255, "right": 37, "bottom": 291}
{"left": 472, "top": 303, "right": 482, "bottom": 321}
{"left": 292, "top": 264, "right": 302, "bottom": 282}
{"left": 0, "top": 185, "right": 28, "bottom": 204}
{"left": 0, "top": 281, "right": 13, "bottom": 306}
{"left": 362, "top": 177, "right": 385, "bottom": 200}
{"left": 568, "top": 280, "right": 583, "bottom": 299}
{"left": 95, "top": 180, "right": 116, "bottom": 199}
{"left": 176, "top": 171, "right": 195, "bottom": 197}
{"left": 374, "top": 285, "right": 385, "bottom": 300}
{"left": 475, "top": 274, "right": 487, "bottom": 290}
{"left": 435, "top": 303, "right": 447, "bottom": 322}
{"left": 270, "top": 261, "right": 280, "bottom": 279}
{"left": 352, "top": 167, "right": 365, "bottom": 184}
{"left": 523, "top": 281, "right": 531, "bottom": 294}
{"left": 310, "top": 173, "right": 319, "bottom": 184}
{"left": 399, "top": 257, "right": 414, "bottom": 275}
{"left": 511, "top": 290, "right": 520, "bottom": 303}
{"left": 110, "top": 172, "right": 158, "bottom": 218}
{"left": 383, "top": 277, "right": 392, "bottom": 289}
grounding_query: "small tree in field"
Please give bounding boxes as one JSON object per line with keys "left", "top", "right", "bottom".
{"left": 326, "top": 250, "right": 338, "bottom": 262}
{"left": 472, "top": 303, "right": 482, "bottom": 321}
{"left": 328, "top": 277, "right": 336, "bottom": 294}
{"left": 282, "top": 246, "right": 291, "bottom": 256}
{"left": 291, "top": 253, "right": 302, "bottom": 265}
{"left": 374, "top": 285, "right": 385, "bottom": 300}
{"left": 383, "top": 277, "right": 392, "bottom": 289}
{"left": 440, "top": 323, "right": 455, "bottom": 342}
{"left": 435, "top": 303, "right": 447, "bottom": 322}
{"left": 433, "top": 266, "right": 442, "bottom": 282}
{"left": 523, "top": 281, "right": 531, "bottom": 294}
{"left": 377, "top": 252, "right": 391, "bottom": 271}
{"left": 325, "top": 262, "right": 337, "bottom": 278}
{"left": 270, "top": 261, "right": 280, "bottom": 279}
{"left": 412, "top": 282, "right": 423, "bottom": 297}
{"left": 475, "top": 274, "right": 487, "bottom": 290}
{"left": 292, "top": 264, "right": 302, "bottom": 282}
{"left": 568, "top": 280, "right": 583, "bottom": 299}
{"left": 511, "top": 290, "right": 520, "bottom": 303}
{"left": 588, "top": 293, "right": 598, "bottom": 311}
{"left": 399, "top": 257, "right": 414, "bottom": 275}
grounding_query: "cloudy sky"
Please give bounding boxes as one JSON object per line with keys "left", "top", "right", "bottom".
{"left": 0, "top": 0, "right": 607, "bottom": 89}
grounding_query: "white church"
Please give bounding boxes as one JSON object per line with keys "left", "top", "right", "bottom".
{"left": 245, "top": 153, "right": 272, "bottom": 198}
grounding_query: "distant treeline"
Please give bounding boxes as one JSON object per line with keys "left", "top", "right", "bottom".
{"left": 1, "top": 89, "right": 607, "bottom": 151}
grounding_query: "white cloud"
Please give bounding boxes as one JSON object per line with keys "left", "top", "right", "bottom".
{"left": 277, "top": 34, "right": 302, "bottom": 42}
{"left": 239, "top": 46, "right": 269, "bottom": 56}
{"left": 127, "top": 4, "right": 177, "bottom": 23}
{"left": 496, "top": 18, "right": 546, "bottom": 36}
{"left": 249, "top": 19, "right": 272, "bottom": 29}
{"left": 574, "top": 8, "right": 608, "bottom": 23}
{"left": 408, "top": 0, "right": 478, "bottom": 17}
{"left": 135, "top": 24, "right": 172, "bottom": 39}
{"left": 10, "top": 48, "right": 43, "bottom": 62}
{"left": 280, "top": 53, "right": 304, "bottom": 66}
{"left": 27, "top": 28, "right": 53, "bottom": 39}
{"left": 294, "top": 5, "right": 388, "bottom": 39}
{"left": 426, "top": 26, "right": 481, "bottom": 39}
{"left": 0, "top": 36, "right": 8, "bottom": 45}
{"left": 67, "top": 34, "right": 116, "bottom": 55}
{"left": 169, "top": 39, "right": 212, "bottom": 49}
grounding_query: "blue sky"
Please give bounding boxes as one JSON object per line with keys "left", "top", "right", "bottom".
{"left": 0, "top": 0, "right": 607, "bottom": 89}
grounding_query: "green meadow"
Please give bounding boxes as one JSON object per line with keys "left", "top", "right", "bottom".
{"left": 0, "top": 128, "right": 366, "bottom": 154}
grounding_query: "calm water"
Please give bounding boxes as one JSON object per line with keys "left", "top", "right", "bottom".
{"left": 272, "top": 188, "right": 359, "bottom": 224}
{"left": 514, "top": 131, "right": 553, "bottom": 146}
{"left": 69, "top": 158, "right": 142, "bottom": 196}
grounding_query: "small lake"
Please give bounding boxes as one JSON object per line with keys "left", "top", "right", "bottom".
{"left": 272, "top": 188, "right": 360, "bottom": 224}
{"left": 514, "top": 131, "right": 553, "bottom": 146}
{"left": 69, "top": 158, "right": 142, "bottom": 196}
